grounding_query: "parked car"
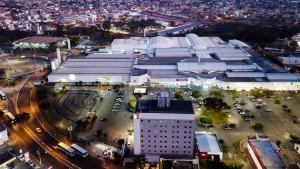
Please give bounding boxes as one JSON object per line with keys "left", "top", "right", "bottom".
{"left": 17, "top": 154, "right": 25, "bottom": 161}
{"left": 223, "top": 125, "right": 232, "bottom": 130}
{"left": 264, "top": 108, "right": 272, "bottom": 112}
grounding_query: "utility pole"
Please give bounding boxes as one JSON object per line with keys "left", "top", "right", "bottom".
{"left": 37, "top": 148, "right": 41, "bottom": 165}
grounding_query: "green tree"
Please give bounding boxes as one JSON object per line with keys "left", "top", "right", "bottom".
{"left": 0, "top": 68, "right": 5, "bottom": 76}
{"left": 174, "top": 92, "right": 183, "bottom": 100}
{"left": 192, "top": 91, "right": 201, "bottom": 98}
{"left": 15, "top": 112, "right": 31, "bottom": 123}
{"left": 250, "top": 88, "right": 262, "bottom": 97}
{"left": 203, "top": 97, "right": 231, "bottom": 111}
{"left": 200, "top": 116, "right": 213, "bottom": 124}
{"left": 128, "top": 99, "right": 137, "bottom": 109}
{"left": 274, "top": 100, "right": 281, "bottom": 104}
{"left": 263, "top": 90, "right": 274, "bottom": 97}
{"left": 209, "top": 86, "right": 222, "bottom": 98}
{"left": 229, "top": 123, "right": 236, "bottom": 128}
{"left": 253, "top": 123, "right": 264, "bottom": 130}
{"left": 102, "top": 20, "right": 111, "bottom": 31}
{"left": 134, "top": 93, "right": 142, "bottom": 100}
{"left": 40, "top": 102, "right": 50, "bottom": 110}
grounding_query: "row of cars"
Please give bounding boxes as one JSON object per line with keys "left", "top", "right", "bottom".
{"left": 112, "top": 90, "right": 124, "bottom": 112}
{"left": 234, "top": 97, "right": 255, "bottom": 121}
{"left": 17, "top": 152, "right": 40, "bottom": 169}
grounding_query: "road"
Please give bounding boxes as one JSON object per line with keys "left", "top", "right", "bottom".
{"left": 17, "top": 79, "right": 122, "bottom": 169}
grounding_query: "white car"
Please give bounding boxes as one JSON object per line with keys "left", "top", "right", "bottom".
{"left": 112, "top": 109, "right": 118, "bottom": 112}
{"left": 264, "top": 108, "right": 272, "bottom": 112}
{"left": 114, "top": 103, "right": 120, "bottom": 106}
{"left": 239, "top": 111, "right": 246, "bottom": 115}
{"left": 36, "top": 128, "right": 42, "bottom": 133}
{"left": 17, "top": 154, "right": 25, "bottom": 161}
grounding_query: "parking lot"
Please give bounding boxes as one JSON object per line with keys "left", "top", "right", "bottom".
{"left": 195, "top": 90, "right": 300, "bottom": 167}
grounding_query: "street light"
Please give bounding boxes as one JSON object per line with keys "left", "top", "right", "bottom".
{"left": 68, "top": 74, "right": 76, "bottom": 81}
{"left": 67, "top": 126, "right": 73, "bottom": 140}
{"left": 37, "top": 148, "right": 41, "bottom": 165}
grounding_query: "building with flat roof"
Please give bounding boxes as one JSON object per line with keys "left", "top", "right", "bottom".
{"left": 48, "top": 34, "right": 300, "bottom": 91}
{"left": 195, "top": 131, "right": 223, "bottom": 161}
{"left": 133, "top": 91, "right": 195, "bottom": 162}
{"left": 245, "top": 136, "right": 286, "bottom": 169}
{"left": 0, "top": 123, "right": 8, "bottom": 145}
{"left": 13, "top": 36, "right": 70, "bottom": 49}
{"left": 0, "top": 152, "right": 16, "bottom": 169}
{"left": 48, "top": 54, "right": 136, "bottom": 84}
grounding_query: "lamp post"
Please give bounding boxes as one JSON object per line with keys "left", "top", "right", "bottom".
{"left": 37, "top": 148, "right": 41, "bottom": 165}
{"left": 67, "top": 126, "right": 73, "bottom": 140}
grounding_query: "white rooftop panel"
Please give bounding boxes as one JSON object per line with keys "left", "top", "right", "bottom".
{"left": 195, "top": 132, "right": 222, "bottom": 153}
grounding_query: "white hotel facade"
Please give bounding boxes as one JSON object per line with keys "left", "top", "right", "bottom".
{"left": 48, "top": 34, "right": 300, "bottom": 91}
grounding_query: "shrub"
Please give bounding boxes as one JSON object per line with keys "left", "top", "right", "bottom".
{"left": 253, "top": 123, "right": 263, "bottom": 130}
{"left": 274, "top": 100, "right": 281, "bottom": 104}
{"left": 290, "top": 134, "right": 300, "bottom": 142}
{"left": 128, "top": 99, "right": 137, "bottom": 109}
{"left": 40, "top": 102, "right": 50, "bottom": 110}
{"left": 174, "top": 92, "right": 183, "bottom": 100}
{"left": 229, "top": 123, "right": 236, "bottom": 128}
{"left": 200, "top": 116, "right": 213, "bottom": 124}
{"left": 191, "top": 91, "right": 201, "bottom": 98}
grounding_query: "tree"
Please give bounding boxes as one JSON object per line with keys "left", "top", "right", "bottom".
{"left": 263, "top": 90, "right": 274, "bottom": 97}
{"left": 209, "top": 86, "right": 222, "bottom": 98}
{"left": 96, "top": 129, "right": 103, "bottom": 140}
{"left": 200, "top": 116, "right": 213, "bottom": 124}
{"left": 274, "top": 100, "right": 281, "bottom": 104}
{"left": 134, "top": 93, "right": 142, "bottom": 100}
{"left": 117, "top": 139, "right": 125, "bottom": 146}
{"left": 229, "top": 123, "right": 236, "bottom": 129}
{"left": 192, "top": 91, "right": 201, "bottom": 98}
{"left": 102, "top": 20, "right": 111, "bottom": 31}
{"left": 174, "top": 92, "right": 183, "bottom": 100}
{"left": 128, "top": 99, "right": 137, "bottom": 109}
{"left": 40, "top": 102, "right": 50, "bottom": 110}
{"left": 203, "top": 97, "right": 231, "bottom": 111}
{"left": 253, "top": 123, "right": 263, "bottom": 130}
{"left": 290, "top": 134, "right": 300, "bottom": 143}
{"left": 250, "top": 88, "right": 262, "bottom": 97}
{"left": 103, "top": 133, "right": 108, "bottom": 142}
{"left": 0, "top": 68, "right": 5, "bottom": 76}
{"left": 276, "top": 140, "right": 281, "bottom": 147}
{"left": 15, "top": 112, "right": 31, "bottom": 123}
{"left": 282, "top": 105, "right": 288, "bottom": 109}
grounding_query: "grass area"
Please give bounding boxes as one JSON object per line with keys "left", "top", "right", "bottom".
{"left": 232, "top": 138, "right": 247, "bottom": 161}
{"left": 202, "top": 109, "right": 228, "bottom": 124}
{"left": 223, "top": 160, "right": 244, "bottom": 168}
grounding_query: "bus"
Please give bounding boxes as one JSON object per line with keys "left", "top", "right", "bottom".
{"left": 57, "top": 142, "right": 76, "bottom": 157}
{"left": 71, "top": 144, "right": 88, "bottom": 158}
